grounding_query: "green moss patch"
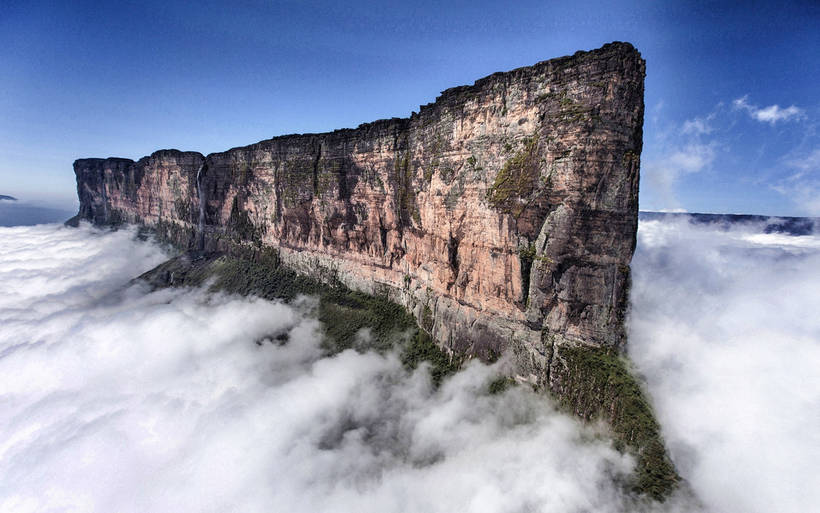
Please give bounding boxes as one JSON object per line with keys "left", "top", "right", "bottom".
{"left": 400, "top": 329, "right": 462, "bottom": 387}
{"left": 486, "top": 135, "right": 541, "bottom": 217}
{"left": 229, "top": 197, "right": 262, "bottom": 243}
{"left": 487, "top": 376, "right": 515, "bottom": 395}
{"left": 554, "top": 345, "right": 680, "bottom": 500}
{"left": 136, "top": 248, "right": 460, "bottom": 385}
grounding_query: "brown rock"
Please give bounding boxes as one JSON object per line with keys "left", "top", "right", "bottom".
{"left": 72, "top": 42, "right": 645, "bottom": 390}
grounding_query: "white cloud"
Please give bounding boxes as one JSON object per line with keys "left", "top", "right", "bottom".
{"left": 771, "top": 149, "right": 820, "bottom": 216}
{"left": 643, "top": 109, "right": 721, "bottom": 212}
{"left": 786, "top": 148, "right": 820, "bottom": 173}
{"left": 644, "top": 142, "right": 717, "bottom": 210}
{"left": 733, "top": 95, "right": 805, "bottom": 125}
{"left": 681, "top": 117, "right": 712, "bottom": 136}
{"left": 4, "top": 220, "right": 818, "bottom": 513}
{"left": 630, "top": 218, "right": 820, "bottom": 513}
{"left": 666, "top": 143, "right": 716, "bottom": 173}
{"left": 0, "top": 224, "right": 690, "bottom": 513}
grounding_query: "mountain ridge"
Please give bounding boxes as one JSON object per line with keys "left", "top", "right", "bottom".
{"left": 70, "top": 42, "right": 682, "bottom": 498}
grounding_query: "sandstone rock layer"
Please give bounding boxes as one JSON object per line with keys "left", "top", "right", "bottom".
{"left": 73, "top": 42, "right": 645, "bottom": 389}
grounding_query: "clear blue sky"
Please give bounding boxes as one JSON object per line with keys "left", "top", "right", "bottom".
{"left": 1, "top": 0, "right": 818, "bottom": 216}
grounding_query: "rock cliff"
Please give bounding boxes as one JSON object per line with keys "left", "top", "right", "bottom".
{"left": 74, "top": 41, "right": 643, "bottom": 382}
{"left": 72, "top": 42, "right": 678, "bottom": 498}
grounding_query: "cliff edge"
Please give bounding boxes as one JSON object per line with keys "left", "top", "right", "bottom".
{"left": 72, "top": 42, "right": 678, "bottom": 498}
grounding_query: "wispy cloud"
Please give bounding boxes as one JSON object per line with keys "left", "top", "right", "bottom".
{"left": 644, "top": 116, "right": 718, "bottom": 210}
{"left": 681, "top": 116, "right": 713, "bottom": 136}
{"left": 733, "top": 95, "right": 805, "bottom": 125}
{"left": 786, "top": 148, "right": 820, "bottom": 174}
{"left": 665, "top": 143, "right": 716, "bottom": 173}
{"left": 772, "top": 148, "right": 820, "bottom": 215}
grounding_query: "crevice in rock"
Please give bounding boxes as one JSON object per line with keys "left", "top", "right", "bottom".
{"left": 312, "top": 143, "right": 322, "bottom": 197}
{"left": 519, "top": 241, "right": 536, "bottom": 306}
{"left": 447, "top": 232, "right": 460, "bottom": 278}
{"left": 196, "top": 162, "right": 208, "bottom": 250}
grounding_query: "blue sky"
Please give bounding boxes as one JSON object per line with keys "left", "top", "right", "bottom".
{"left": 1, "top": 0, "right": 818, "bottom": 216}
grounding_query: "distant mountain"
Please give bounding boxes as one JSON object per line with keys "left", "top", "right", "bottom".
{"left": 0, "top": 195, "right": 18, "bottom": 201}
{"left": 639, "top": 211, "right": 818, "bottom": 236}
{"left": 0, "top": 201, "right": 75, "bottom": 227}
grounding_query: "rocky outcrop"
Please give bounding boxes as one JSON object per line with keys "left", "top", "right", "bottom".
{"left": 73, "top": 42, "right": 644, "bottom": 391}
{"left": 72, "top": 42, "right": 679, "bottom": 498}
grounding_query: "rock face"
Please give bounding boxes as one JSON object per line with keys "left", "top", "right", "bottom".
{"left": 73, "top": 42, "right": 645, "bottom": 390}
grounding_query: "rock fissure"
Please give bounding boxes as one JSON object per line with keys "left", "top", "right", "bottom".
{"left": 196, "top": 163, "right": 207, "bottom": 250}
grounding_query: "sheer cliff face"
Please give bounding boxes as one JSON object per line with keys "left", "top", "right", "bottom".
{"left": 74, "top": 42, "right": 645, "bottom": 388}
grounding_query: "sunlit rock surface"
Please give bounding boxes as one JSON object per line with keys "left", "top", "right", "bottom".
{"left": 72, "top": 41, "right": 645, "bottom": 390}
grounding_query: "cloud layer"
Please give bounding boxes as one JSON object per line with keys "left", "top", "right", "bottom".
{"left": 2, "top": 220, "right": 817, "bottom": 512}
{"left": 629, "top": 218, "right": 820, "bottom": 513}
{"left": 0, "top": 224, "right": 664, "bottom": 513}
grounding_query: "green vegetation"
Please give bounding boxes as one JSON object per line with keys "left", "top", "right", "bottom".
{"left": 623, "top": 150, "right": 640, "bottom": 166}
{"left": 487, "top": 376, "right": 515, "bottom": 395}
{"left": 535, "top": 90, "right": 594, "bottom": 123}
{"left": 174, "top": 198, "right": 192, "bottom": 223}
{"left": 138, "top": 247, "right": 460, "bottom": 385}
{"left": 555, "top": 345, "right": 680, "bottom": 500}
{"left": 535, "top": 91, "right": 561, "bottom": 103}
{"left": 153, "top": 218, "right": 197, "bottom": 248}
{"left": 235, "top": 162, "right": 252, "bottom": 186}
{"left": 421, "top": 303, "right": 434, "bottom": 332}
{"left": 423, "top": 164, "right": 434, "bottom": 183}
{"left": 139, "top": 235, "right": 679, "bottom": 501}
{"left": 400, "top": 329, "right": 462, "bottom": 387}
{"left": 315, "top": 158, "right": 341, "bottom": 197}
{"left": 440, "top": 166, "right": 455, "bottom": 184}
{"left": 486, "top": 135, "right": 541, "bottom": 217}
{"left": 229, "top": 196, "right": 262, "bottom": 243}
{"left": 278, "top": 157, "right": 316, "bottom": 208}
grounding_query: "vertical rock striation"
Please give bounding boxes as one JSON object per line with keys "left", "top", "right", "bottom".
{"left": 73, "top": 41, "right": 644, "bottom": 394}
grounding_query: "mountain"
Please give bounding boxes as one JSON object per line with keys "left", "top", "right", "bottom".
{"left": 69, "top": 43, "right": 679, "bottom": 498}
{"left": 640, "top": 211, "right": 818, "bottom": 235}
{"left": 0, "top": 198, "right": 75, "bottom": 227}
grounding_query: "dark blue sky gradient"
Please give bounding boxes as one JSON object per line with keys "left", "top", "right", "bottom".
{"left": 2, "top": 0, "right": 818, "bottom": 215}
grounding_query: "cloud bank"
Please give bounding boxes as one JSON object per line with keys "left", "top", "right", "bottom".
{"left": 2, "top": 220, "right": 817, "bottom": 512}
{"left": 629, "top": 218, "right": 820, "bottom": 513}
{"left": 0, "top": 224, "right": 674, "bottom": 513}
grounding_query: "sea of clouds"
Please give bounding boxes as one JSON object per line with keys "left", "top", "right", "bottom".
{"left": 629, "top": 218, "right": 820, "bottom": 513}
{"left": 0, "top": 219, "right": 817, "bottom": 512}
